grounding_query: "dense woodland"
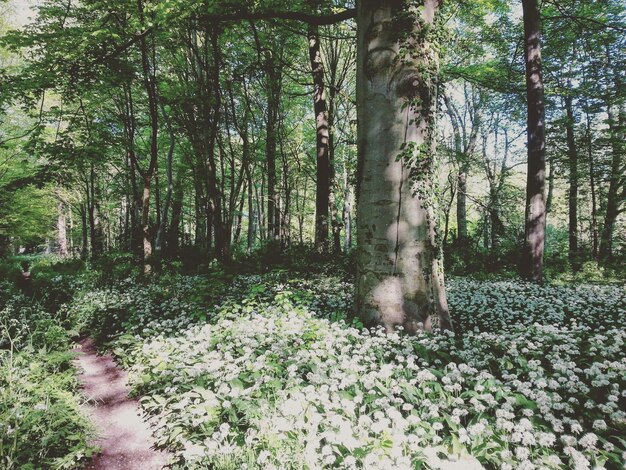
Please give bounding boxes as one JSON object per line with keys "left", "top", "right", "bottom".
{"left": 0, "top": 0, "right": 625, "bottom": 469}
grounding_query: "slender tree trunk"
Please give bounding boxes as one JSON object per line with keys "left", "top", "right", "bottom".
{"left": 443, "top": 97, "right": 466, "bottom": 242}
{"left": 57, "top": 201, "right": 68, "bottom": 257}
{"left": 136, "top": 0, "right": 159, "bottom": 274}
{"left": 233, "top": 184, "right": 246, "bottom": 246}
{"left": 246, "top": 166, "right": 256, "bottom": 252}
{"left": 546, "top": 155, "right": 554, "bottom": 214}
{"left": 586, "top": 110, "right": 598, "bottom": 259}
{"left": 155, "top": 105, "right": 175, "bottom": 255}
{"left": 599, "top": 103, "right": 624, "bottom": 262}
{"left": 564, "top": 95, "right": 579, "bottom": 268}
{"left": 521, "top": 0, "right": 547, "bottom": 282}
{"left": 88, "top": 166, "right": 104, "bottom": 258}
{"left": 206, "top": 28, "right": 228, "bottom": 261}
{"left": 80, "top": 203, "right": 88, "bottom": 259}
{"left": 355, "top": 0, "right": 453, "bottom": 333}
{"left": 141, "top": 180, "right": 152, "bottom": 271}
{"left": 167, "top": 169, "right": 184, "bottom": 257}
{"left": 308, "top": 22, "right": 330, "bottom": 253}
{"left": 328, "top": 106, "right": 342, "bottom": 254}
{"left": 442, "top": 180, "right": 456, "bottom": 248}
{"left": 265, "top": 62, "right": 281, "bottom": 245}
{"left": 343, "top": 166, "right": 352, "bottom": 251}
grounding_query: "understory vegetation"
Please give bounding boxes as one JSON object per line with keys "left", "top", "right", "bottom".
{"left": 0, "top": 259, "right": 95, "bottom": 470}
{"left": 2, "top": 255, "right": 624, "bottom": 469}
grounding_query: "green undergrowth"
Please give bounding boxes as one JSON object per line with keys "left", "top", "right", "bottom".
{"left": 0, "top": 258, "right": 95, "bottom": 470}
{"left": 2, "top": 254, "right": 625, "bottom": 469}
{"left": 65, "top": 267, "right": 625, "bottom": 470}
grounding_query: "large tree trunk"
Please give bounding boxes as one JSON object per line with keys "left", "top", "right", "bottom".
{"left": 521, "top": 0, "right": 547, "bottom": 282}
{"left": 308, "top": 21, "right": 330, "bottom": 253}
{"left": 564, "top": 95, "right": 579, "bottom": 268}
{"left": 355, "top": 0, "right": 453, "bottom": 333}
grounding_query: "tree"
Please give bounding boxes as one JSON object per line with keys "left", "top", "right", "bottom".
{"left": 521, "top": 0, "right": 547, "bottom": 282}
{"left": 355, "top": 0, "right": 453, "bottom": 333}
{"left": 308, "top": 15, "right": 331, "bottom": 253}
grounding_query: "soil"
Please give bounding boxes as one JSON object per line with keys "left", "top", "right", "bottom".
{"left": 74, "top": 338, "right": 169, "bottom": 470}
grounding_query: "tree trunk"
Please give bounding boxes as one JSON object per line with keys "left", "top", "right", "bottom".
{"left": 265, "top": 60, "right": 281, "bottom": 245}
{"left": 57, "top": 201, "right": 68, "bottom": 257}
{"left": 155, "top": 105, "right": 175, "bottom": 255}
{"left": 546, "top": 155, "right": 554, "bottom": 214}
{"left": 207, "top": 29, "right": 228, "bottom": 262}
{"left": 355, "top": 0, "right": 453, "bottom": 333}
{"left": 136, "top": 0, "right": 159, "bottom": 274}
{"left": 88, "top": 166, "right": 104, "bottom": 258}
{"left": 246, "top": 166, "right": 256, "bottom": 252}
{"left": 564, "top": 95, "right": 579, "bottom": 268}
{"left": 309, "top": 22, "right": 330, "bottom": 253}
{"left": 599, "top": 103, "right": 624, "bottom": 262}
{"left": 167, "top": 169, "right": 184, "bottom": 257}
{"left": 586, "top": 110, "right": 598, "bottom": 259}
{"left": 521, "top": 0, "right": 547, "bottom": 282}
{"left": 80, "top": 203, "right": 88, "bottom": 259}
{"left": 141, "top": 179, "right": 152, "bottom": 273}
{"left": 343, "top": 166, "right": 352, "bottom": 251}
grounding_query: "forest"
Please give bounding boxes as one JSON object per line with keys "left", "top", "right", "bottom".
{"left": 0, "top": 0, "right": 624, "bottom": 469}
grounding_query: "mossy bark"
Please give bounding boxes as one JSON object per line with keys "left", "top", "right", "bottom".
{"left": 355, "top": 0, "right": 453, "bottom": 333}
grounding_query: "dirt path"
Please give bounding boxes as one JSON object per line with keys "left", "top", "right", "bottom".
{"left": 74, "top": 338, "right": 169, "bottom": 470}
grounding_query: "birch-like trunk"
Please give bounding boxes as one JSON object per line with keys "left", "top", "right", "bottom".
{"left": 355, "top": 0, "right": 453, "bottom": 333}
{"left": 57, "top": 201, "right": 68, "bottom": 257}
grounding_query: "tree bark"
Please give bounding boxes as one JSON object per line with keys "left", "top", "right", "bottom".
{"left": 521, "top": 0, "right": 547, "bottom": 282}
{"left": 80, "top": 203, "right": 88, "bottom": 259}
{"left": 546, "top": 155, "right": 554, "bottom": 214}
{"left": 88, "top": 165, "right": 104, "bottom": 258}
{"left": 599, "top": 102, "right": 624, "bottom": 262}
{"left": 155, "top": 105, "right": 175, "bottom": 255}
{"left": 343, "top": 165, "right": 352, "bottom": 251}
{"left": 206, "top": 28, "right": 228, "bottom": 261}
{"left": 308, "top": 21, "right": 330, "bottom": 253}
{"left": 136, "top": 0, "right": 159, "bottom": 274}
{"left": 57, "top": 201, "right": 68, "bottom": 257}
{"left": 167, "top": 168, "right": 184, "bottom": 257}
{"left": 585, "top": 109, "right": 598, "bottom": 259}
{"left": 355, "top": 0, "right": 453, "bottom": 333}
{"left": 564, "top": 95, "right": 579, "bottom": 268}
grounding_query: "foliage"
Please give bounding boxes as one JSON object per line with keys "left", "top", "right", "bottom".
{"left": 64, "top": 270, "right": 626, "bottom": 470}
{"left": 0, "top": 257, "right": 95, "bottom": 469}
{"left": 0, "top": 347, "right": 95, "bottom": 469}
{"left": 63, "top": 272, "right": 229, "bottom": 346}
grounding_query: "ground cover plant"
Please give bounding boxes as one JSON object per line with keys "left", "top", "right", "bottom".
{"left": 66, "top": 270, "right": 626, "bottom": 469}
{"left": 0, "top": 259, "right": 95, "bottom": 470}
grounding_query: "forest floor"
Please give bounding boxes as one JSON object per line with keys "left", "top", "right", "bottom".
{"left": 2, "top": 255, "right": 625, "bottom": 470}
{"left": 73, "top": 338, "right": 169, "bottom": 470}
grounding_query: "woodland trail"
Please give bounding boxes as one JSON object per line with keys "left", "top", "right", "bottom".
{"left": 73, "top": 338, "right": 168, "bottom": 470}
